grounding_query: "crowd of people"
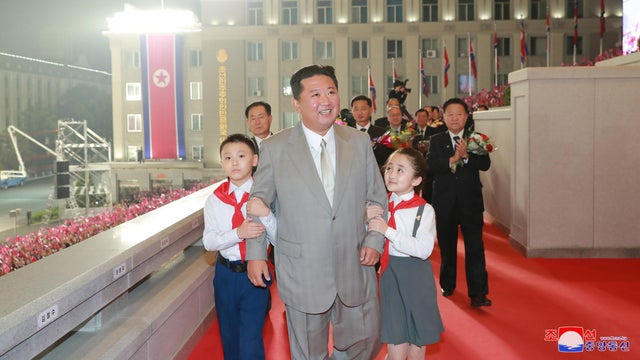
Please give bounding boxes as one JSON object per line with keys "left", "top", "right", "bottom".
{"left": 205, "top": 64, "right": 494, "bottom": 359}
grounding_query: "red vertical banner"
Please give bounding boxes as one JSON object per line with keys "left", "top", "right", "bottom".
{"left": 141, "top": 34, "right": 184, "bottom": 159}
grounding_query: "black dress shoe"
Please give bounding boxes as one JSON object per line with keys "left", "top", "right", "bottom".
{"left": 470, "top": 295, "right": 492, "bottom": 307}
{"left": 441, "top": 288, "right": 454, "bottom": 297}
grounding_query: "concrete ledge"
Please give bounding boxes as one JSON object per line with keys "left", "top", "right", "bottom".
{"left": 0, "top": 185, "right": 217, "bottom": 359}
{"left": 40, "top": 246, "right": 215, "bottom": 360}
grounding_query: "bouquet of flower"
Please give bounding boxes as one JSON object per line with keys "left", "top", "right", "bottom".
{"left": 452, "top": 131, "right": 497, "bottom": 173}
{"left": 377, "top": 127, "right": 417, "bottom": 150}
{"left": 466, "top": 132, "right": 497, "bottom": 155}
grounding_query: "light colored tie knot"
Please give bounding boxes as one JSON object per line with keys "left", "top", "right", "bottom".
{"left": 320, "top": 139, "right": 335, "bottom": 207}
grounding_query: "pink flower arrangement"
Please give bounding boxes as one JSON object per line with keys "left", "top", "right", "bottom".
{"left": 0, "top": 183, "right": 209, "bottom": 276}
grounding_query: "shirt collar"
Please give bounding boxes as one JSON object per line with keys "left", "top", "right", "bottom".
{"left": 390, "top": 190, "right": 415, "bottom": 206}
{"left": 302, "top": 122, "right": 335, "bottom": 150}
{"left": 228, "top": 178, "right": 253, "bottom": 196}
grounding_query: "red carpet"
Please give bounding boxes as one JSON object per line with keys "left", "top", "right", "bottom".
{"left": 188, "top": 223, "right": 640, "bottom": 359}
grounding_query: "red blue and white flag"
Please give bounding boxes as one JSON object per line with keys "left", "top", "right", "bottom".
{"left": 368, "top": 70, "right": 377, "bottom": 113}
{"left": 546, "top": 13, "right": 551, "bottom": 51}
{"left": 469, "top": 40, "right": 478, "bottom": 80}
{"left": 420, "top": 56, "right": 429, "bottom": 98}
{"left": 141, "top": 34, "right": 185, "bottom": 160}
{"left": 573, "top": 4, "right": 579, "bottom": 46}
{"left": 493, "top": 29, "right": 500, "bottom": 71}
{"left": 443, "top": 45, "right": 450, "bottom": 88}
{"left": 520, "top": 20, "right": 529, "bottom": 65}
{"left": 599, "top": 0, "right": 605, "bottom": 39}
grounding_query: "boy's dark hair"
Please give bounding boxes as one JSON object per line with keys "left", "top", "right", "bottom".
{"left": 350, "top": 95, "right": 372, "bottom": 107}
{"left": 384, "top": 147, "right": 426, "bottom": 192}
{"left": 219, "top": 133, "right": 256, "bottom": 155}
{"left": 290, "top": 65, "right": 338, "bottom": 100}
{"left": 244, "top": 101, "right": 272, "bottom": 118}
{"left": 442, "top": 97, "right": 469, "bottom": 114}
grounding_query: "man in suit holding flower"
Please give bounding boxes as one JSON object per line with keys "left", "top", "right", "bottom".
{"left": 426, "top": 97, "right": 492, "bottom": 308}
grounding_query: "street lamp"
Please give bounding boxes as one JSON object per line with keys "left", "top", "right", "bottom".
{"left": 9, "top": 208, "right": 22, "bottom": 237}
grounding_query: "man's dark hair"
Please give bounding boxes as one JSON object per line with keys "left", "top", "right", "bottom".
{"left": 290, "top": 65, "right": 338, "bottom": 100}
{"left": 219, "top": 133, "right": 256, "bottom": 155}
{"left": 442, "top": 97, "right": 469, "bottom": 114}
{"left": 244, "top": 101, "right": 272, "bottom": 119}
{"left": 350, "top": 95, "right": 372, "bottom": 108}
{"left": 414, "top": 108, "right": 428, "bottom": 117}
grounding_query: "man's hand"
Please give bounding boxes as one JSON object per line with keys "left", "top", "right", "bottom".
{"left": 366, "top": 203, "right": 384, "bottom": 222}
{"left": 247, "top": 260, "right": 271, "bottom": 287}
{"left": 360, "top": 247, "right": 381, "bottom": 266}
{"left": 237, "top": 218, "right": 265, "bottom": 239}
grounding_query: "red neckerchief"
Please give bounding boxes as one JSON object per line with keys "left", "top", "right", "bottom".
{"left": 213, "top": 180, "right": 250, "bottom": 261}
{"left": 380, "top": 192, "right": 427, "bottom": 274}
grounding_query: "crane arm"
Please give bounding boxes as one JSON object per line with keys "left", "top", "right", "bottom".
{"left": 7, "top": 125, "right": 58, "bottom": 174}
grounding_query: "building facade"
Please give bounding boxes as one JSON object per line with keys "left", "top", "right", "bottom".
{"left": 106, "top": 0, "right": 621, "bottom": 174}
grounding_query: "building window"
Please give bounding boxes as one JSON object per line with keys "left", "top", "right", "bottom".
{"left": 566, "top": 36, "right": 583, "bottom": 55}
{"left": 425, "top": 75, "right": 438, "bottom": 94}
{"left": 190, "top": 82, "right": 202, "bottom": 100}
{"left": 282, "top": 77, "right": 292, "bottom": 96}
{"left": 387, "top": 39, "right": 403, "bottom": 59}
{"left": 421, "top": 0, "right": 438, "bottom": 22}
{"left": 497, "top": 37, "right": 511, "bottom": 56}
{"left": 127, "top": 114, "right": 142, "bottom": 132}
{"left": 248, "top": 77, "right": 265, "bottom": 97}
{"left": 386, "top": 0, "right": 403, "bottom": 23}
{"left": 316, "top": 40, "right": 334, "bottom": 60}
{"left": 566, "top": 0, "right": 583, "bottom": 19}
{"left": 497, "top": 73, "right": 509, "bottom": 86}
{"left": 282, "top": 1, "right": 298, "bottom": 25}
{"left": 189, "top": 50, "right": 202, "bottom": 67}
{"left": 457, "top": 37, "right": 468, "bottom": 58}
{"left": 530, "top": 0, "right": 548, "bottom": 20}
{"left": 421, "top": 38, "right": 438, "bottom": 57}
{"left": 352, "top": 40, "right": 369, "bottom": 59}
{"left": 283, "top": 112, "right": 299, "bottom": 128}
{"left": 351, "top": 76, "right": 366, "bottom": 97}
{"left": 457, "top": 0, "right": 474, "bottom": 21}
{"left": 125, "top": 51, "right": 140, "bottom": 68}
{"left": 282, "top": 41, "right": 299, "bottom": 61}
{"left": 192, "top": 145, "right": 203, "bottom": 161}
{"left": 495, "top": 0, "right": 510, "bottom": 20}
{"left": 530, "top": 36, "right": 546, "bottom": 56}
{"left": 248, "top": 41, "right": 264, "bottom": 61}
{"left": 191, "top": 114, "right": 202, "bottom": 131}
{"left": 351, "top": 0, "right": 368, "bottom": 24}
{"left": 126, "top": 83, "right": 141, "bottom": 101}
{"left": 248, "top": 1, "right": 264, "bottom": 25}
{"left": 318, "top": 0, "right": 333, "bottom": 24}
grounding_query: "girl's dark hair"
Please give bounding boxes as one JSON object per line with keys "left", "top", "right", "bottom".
{"left": 384, "top": 147, "right": 426, "bottom": 192}
{"left": 219, "top": 133, "right": 256, "bottom": 155}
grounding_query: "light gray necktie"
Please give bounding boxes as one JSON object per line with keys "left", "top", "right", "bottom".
{"left": 320, "top": 139, "right": 335, "bottom": 206}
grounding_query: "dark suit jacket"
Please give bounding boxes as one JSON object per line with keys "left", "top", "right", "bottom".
{"left": 367, "top": 125, "right": 393, "bottom": 168}
{"left": 426, "top": 131, "right": 490, "bottom": 215}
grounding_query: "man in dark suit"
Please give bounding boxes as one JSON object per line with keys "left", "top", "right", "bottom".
{"left": 245, "top": 101, "right": 273, "bottom": 154}
{"left": 350, "top": 95, "right": 392, "bottom": 168}
{"left": 426, "top": 97, "right": 492, "bottom": 308}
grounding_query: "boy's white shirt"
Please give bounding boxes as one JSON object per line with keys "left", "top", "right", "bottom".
{"left": 202, "top": 178, "right": 277, "bottom": 261}
{"left": 384, "top": 191, "right": 436, "bottom": 260}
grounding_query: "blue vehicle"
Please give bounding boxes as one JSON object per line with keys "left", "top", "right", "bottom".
{"left": 0, "top": 170, "right": 27, "bottom": 189}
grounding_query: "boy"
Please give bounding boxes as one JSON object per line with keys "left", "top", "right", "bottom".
{"left": 202, "top": 133, "right": 275, "bottom": 359}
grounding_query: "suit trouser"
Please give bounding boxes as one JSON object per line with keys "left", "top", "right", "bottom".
{"left": 213, "top": 262, "right": 270, "bottom": 360}
{"left": 435, "top": 204, "right": 489, "bottom": 297}
{"left": 284, "top": 266, "right": 381, "bottom": 360}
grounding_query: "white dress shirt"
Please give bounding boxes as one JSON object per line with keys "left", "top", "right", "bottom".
{"left": 202, "top": 178, "right": 276, "bottom": 261}
{"left": 384, "top": 191, "right": 437, "bottom": 260}
{"left": 301, "top": 122, "right": 336, "bottom": 178}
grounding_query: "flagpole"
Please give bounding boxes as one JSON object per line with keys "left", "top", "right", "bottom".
{"left": 494, "top": 23, "right": 498, "bottom": 88}
{"left": 467, "top": 33, "right": 472, "bottom": 97}
{"left": 367, "top": 67, "right": 371, "bottom": 100}
{"left": 573, "top": 5, "right": 578, "bottom": 65}
{"left": 546, "top": 7, "right": 550, "bottom": 67}
{"left": 418, "top": 49, "right": 422, "bottom": 108}
{"left": 392, "top": 58, "right": 396, "bottom": 83}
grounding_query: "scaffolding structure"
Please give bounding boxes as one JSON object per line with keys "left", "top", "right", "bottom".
{"left": 7, "top": 119, "right": 112, "bottom": 217}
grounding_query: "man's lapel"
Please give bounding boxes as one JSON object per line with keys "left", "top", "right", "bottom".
{"left": 332, "top": 126, "right": 354, "bottom": 212}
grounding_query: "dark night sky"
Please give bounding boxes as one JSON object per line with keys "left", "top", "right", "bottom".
{"left": 0, "top": 0, "right": 200, "bottom": 72}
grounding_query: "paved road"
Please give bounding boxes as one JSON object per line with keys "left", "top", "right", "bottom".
{"left": 0, "top": 176, "right": 55, "bottom": 237}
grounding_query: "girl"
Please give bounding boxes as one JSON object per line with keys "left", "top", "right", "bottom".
{"left": 368, "top": 147, "right": 444, "bottom": 360}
